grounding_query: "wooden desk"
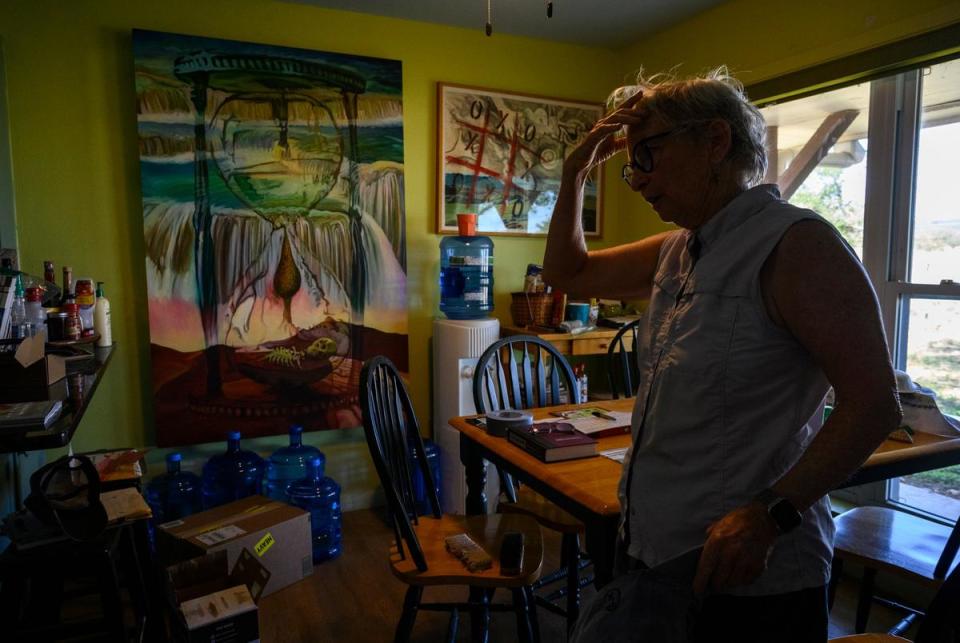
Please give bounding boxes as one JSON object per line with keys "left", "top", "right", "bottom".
{"left": 500, "top": 325, "right": 632, "bottom": 357}
{"left": 452, "top": 398, "right": 960, "bottom": 587}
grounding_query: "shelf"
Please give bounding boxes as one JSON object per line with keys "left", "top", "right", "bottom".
{"left": 0, "top": 345, "right": 115, "bottom": 453}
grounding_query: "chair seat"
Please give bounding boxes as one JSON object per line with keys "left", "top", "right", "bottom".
{"left": 499, "top": 486, "right": 584, "bottom": 534}
{"left": 390, "top": 513, "right": 543, "bottom": 588}
{"left": 834, "top": 506, "right": 957, "bottom": 586}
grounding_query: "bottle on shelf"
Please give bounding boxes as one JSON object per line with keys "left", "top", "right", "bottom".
{"left": 94, "top": 281, "right": 112, "bottom": 347}
{"left": 144, "top": 452, "right": 202, "bottom": 524}
{"left": 9, "top": 275, "right": 28, "bottom": 340}
{"left": 43, "top": 260, "right": 55, "bottom": 285}
{"left": 24, "top": 287, "right": 46, "bottom": 340}
{"left": 439, "top": 212, "right": 494, "bottom": 319}
{"left": 286, "top": 456, "right": 342, "bottom": 562}
{"left": 410, "top": 438, "right": 442, "bottom": 516}
{"left": 263, "top": 424, "right": 324, "bottom": 503}
{"left": 60, "top": 265, "right": 74, "bottom": 306}
{"left": 200, "top": 431, "right": 265, "bottom": 509}
{"left": 75, "top": 278, "right": 96, "bottom": 337}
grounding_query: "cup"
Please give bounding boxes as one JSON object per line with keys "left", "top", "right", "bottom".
{"left": 564, "top": 302, "right": 590, "bottom": 324}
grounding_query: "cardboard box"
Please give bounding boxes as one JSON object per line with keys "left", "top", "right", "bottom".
{"left": 0, "top": 335, "right": 67, "bottom": 402}
{"left": 167, "top": 550, "right": 262, "bottom": 643}
{"left": 158, "top": 496, "right": 313, "bottom": 597}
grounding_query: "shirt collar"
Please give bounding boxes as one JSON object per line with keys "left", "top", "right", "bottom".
{"left": 692, "top": 184, "right": 782, "bottom": 256}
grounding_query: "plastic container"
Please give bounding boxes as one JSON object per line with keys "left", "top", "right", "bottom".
{"left": 144, "top": 452, "right": 202, "bottom": 524}
{"left": 25, "top": 287, "right": 46, "bottom": 340}
{"left": 287, "top": 457, "right": 342, "bottom": 562}
{"left": 94, "top": 281, "right": 112, "bottom": 347}
{"left": 9, "top": 276, "right": 28, "bottom": 340}
{"left": 75, "top": 278, "right": 95, "bottom": 337}
{"left": 263, "top": 425, "right": 325, "bottom": 503}
{"left": 200, "top": 431, "right": 265, "bottom": 509}
{"left": 410, "top": 438, "right": 442, "bottom": 516}
{"left": 439, "top": 212, "right": 494, "bottom": 319}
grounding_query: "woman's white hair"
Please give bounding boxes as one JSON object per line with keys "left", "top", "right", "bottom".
{"left": 607, "top": 66, "right": 768, "bottom": 187}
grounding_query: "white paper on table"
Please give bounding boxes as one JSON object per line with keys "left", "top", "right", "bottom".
{"left": 600, "top": 447, "right": 629, "bottom": 463}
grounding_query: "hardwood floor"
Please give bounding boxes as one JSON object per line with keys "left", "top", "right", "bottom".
{"left": 258, "top": 509, "right": 919, "bottom": 642}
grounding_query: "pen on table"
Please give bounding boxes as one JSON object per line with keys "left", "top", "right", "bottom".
{"left": 592, "top": 411, "right": 617, "bottom": 421}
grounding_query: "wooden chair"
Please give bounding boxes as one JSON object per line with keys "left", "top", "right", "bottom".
{"left": 830, "top": 546, "right": 960, "bottom": 642}
{"left": 605, "top": 318, "right": 641, "bottom": 400}
{"left": 360, "top": 356, "right": 544, "bottom": 643}
{"left": 472, "top": 336, "right": 589, "bottom": 631}
{"left": 830, "top": 505, "right": 960, "bottom": 635}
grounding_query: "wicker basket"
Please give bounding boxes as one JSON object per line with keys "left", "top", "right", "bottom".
{"left": 510, "top": 292, "right": 553, "bottom": 327}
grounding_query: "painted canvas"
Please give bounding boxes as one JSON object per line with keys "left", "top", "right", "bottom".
{"left": 133, "top": 30, "right": 407, "bottom": 446}
{"left": 437, "top": 83, "right": 603, "bottom": 237}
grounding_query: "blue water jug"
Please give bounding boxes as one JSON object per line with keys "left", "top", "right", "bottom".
{"left": 201, "top": 431, "right": 265, "bottom": 509}
{"left": 144, "top": 452, "right": 202, "bottom": 524}
{"left": 287, "top": 457, "right": 342, "bottom": 563}
{"left": 263, "top": 425, "right": 325, "bottom": 503}
{"left": 411, "top": 438, "right": 442, "bottom": 516}
{"left": 440, "top": 212, "right": 494, "bottom": 319}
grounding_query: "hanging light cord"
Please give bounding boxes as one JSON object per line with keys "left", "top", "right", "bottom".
{"left": 547, "top": 1, "right": 554, "bottom": 18}
{"left": 486, "top": 0, "right": 493, "bottom": 36}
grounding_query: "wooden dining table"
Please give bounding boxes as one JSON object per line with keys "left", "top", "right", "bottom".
{"left": 451, "top": 397, "right": 960, "bottom": 587}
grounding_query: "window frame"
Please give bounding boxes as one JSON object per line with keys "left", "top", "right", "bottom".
{"left": 752, "top": 44, "right": 960, "bottom": 520}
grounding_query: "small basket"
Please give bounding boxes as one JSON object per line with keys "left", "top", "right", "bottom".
{"left": 510, "top": 292, "right": 553, "bottom": 328}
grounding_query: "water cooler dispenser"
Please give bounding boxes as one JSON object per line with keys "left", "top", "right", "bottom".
{"left": 433, "top": 317, "right": 500, "bottom": 514}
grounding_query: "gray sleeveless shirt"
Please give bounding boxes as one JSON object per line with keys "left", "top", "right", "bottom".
{"left": 620, "top": 184, "right": 834, "bottom": 596}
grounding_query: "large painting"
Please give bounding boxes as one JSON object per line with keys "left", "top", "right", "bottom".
{"left": 437, "top": 83, "right": 603, "bottom": 237}
{"left": 133, "top": 30, "right": 408, "bottom": 446}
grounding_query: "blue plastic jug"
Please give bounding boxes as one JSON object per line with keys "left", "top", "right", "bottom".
{"left": 263, "top": 425, "right": 325, "bottom": 503}
{"left": 201, "top": 431, "right": 265, "bottom": 509}
{"left": 287, "top": 457, "right": 342, "bottom": 563}
{"left": 411, "top": 438, "right": 442, "bottom": 516}
{"left": 440, "top": 212, "right": 494, "bottom": 319}
{"left": 144, "top": 452, "right": 202, "bottom": 524}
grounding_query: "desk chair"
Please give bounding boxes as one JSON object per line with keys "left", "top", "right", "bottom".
{"left": 472, "top": 336, "right": 589, "bottom": 631}
{"left": 360, "top": 356, "right": 544, "bottom": 643}
{"left": 830, "top": 505, "right": 960, "bottom": 634}
{"left": 830, "top": 545, "right": 960, "bottom": 642}
{"left": 605, "top": 318, "right": 641, "bottom": 400}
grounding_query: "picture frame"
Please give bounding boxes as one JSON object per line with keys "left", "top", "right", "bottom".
{"left": 437, "top": 83, "right": 603, "bottom": 237}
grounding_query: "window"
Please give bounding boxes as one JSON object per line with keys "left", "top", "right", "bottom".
{"left": 760, "top": 57, "right": 960, "bottom": 521}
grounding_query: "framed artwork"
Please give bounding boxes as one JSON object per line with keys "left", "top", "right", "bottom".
{"left": 133, "top": 30, "right": 408, "bottom": 446}
{"left": 437, "top": 83, "right": 603, "bottom": 237}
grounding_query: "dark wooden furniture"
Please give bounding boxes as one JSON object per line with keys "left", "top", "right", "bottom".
{"left": 831, "top": 506, "right": 960, "bottom": 634}
{"left": 360, "top": 356, "right": 544, "bottom": 643}
{"left": 452, "top": 398, "right": 960, "bottom": 588}
{"left": 472, "top": 335, "right": 587, "bottom": 631}
{"left": 830, "top": 548, "right": 960, "bottom": 642}
{"left": 605, "top": 319, "right": 641, "bottom": 400}
{"left": 0, "top": 344, "right": 114, "bottom": 453}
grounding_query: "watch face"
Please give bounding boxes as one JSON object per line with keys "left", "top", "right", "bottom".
{"left": 770, "top": 499, "right": 802, "bottom": 532}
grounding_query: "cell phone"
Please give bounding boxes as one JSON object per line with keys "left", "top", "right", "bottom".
{"left": 499, "top": 531, "right": 524, "bottom": 575}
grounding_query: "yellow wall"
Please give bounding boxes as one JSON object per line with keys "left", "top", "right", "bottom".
{"left": 0, "top": 0, "right": 623, "bottom": 506}
{"left": 1, "top": 0, "right": 958, "bottom": 507}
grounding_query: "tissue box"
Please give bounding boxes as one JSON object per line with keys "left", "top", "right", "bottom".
{"left": 166, "top": 550, "right": 262, "bottom": 643}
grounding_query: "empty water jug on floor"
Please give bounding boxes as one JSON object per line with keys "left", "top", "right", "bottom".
{"left": 145, "top": 452, "right": 202, "bottom": 524}
{"left": 201, "top": 431, "right": 265, "bottom": 509}
{"left": 287, "top": 457, "right": 342, "bottom": 563}
{"left": 411, "top": 438, "right": 442, "bottom": 516}
{"left": 263, "top": 425, "right": 325, "bottom": 503}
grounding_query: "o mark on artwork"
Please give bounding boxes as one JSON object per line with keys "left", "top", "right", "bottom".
{"left": 470, "top": 100, "right": 484, "bottom": 120}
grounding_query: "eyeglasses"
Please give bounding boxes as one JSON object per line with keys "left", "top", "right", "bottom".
{"left": 621, "top": 126, "right": 691, "bottom": 183}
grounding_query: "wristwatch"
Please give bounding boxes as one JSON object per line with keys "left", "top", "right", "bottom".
{"left": 754, "top": 489, "right": 802, "bottom": 534}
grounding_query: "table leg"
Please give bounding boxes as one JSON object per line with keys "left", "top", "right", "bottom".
{"left": 584, "top": 515, "right": 620, "bottom": 588}
{"left": 460, "top": 433, "right": 487, "bottom": 515}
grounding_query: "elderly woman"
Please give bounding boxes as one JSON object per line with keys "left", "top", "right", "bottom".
{"left": 544, "top": 69, "right": 902, "bottom": 641}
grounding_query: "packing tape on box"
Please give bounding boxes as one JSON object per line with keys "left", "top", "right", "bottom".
{"left": 485, "top": 410, "right": 534, "bottom": 437}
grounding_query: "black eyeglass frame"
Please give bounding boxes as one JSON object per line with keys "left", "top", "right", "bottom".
{"left": 621, "top": 125, "right": 693, "bottom": 183}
